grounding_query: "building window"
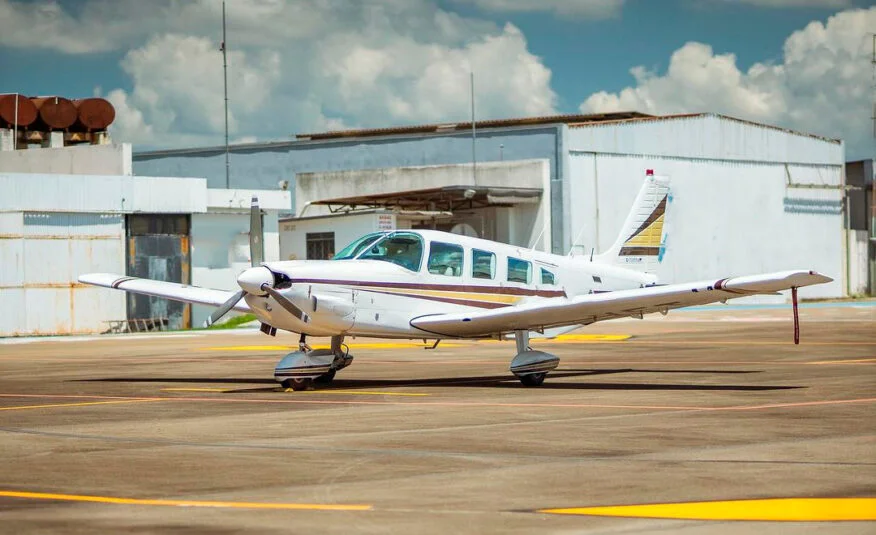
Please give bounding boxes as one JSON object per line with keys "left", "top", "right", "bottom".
{"left": 541, "top": 268, "right": 556, "bottom": 285}
{"left": 306, "top": 232, "right": 335, "bottom": 260}
{"left": 428, "top": 242, "right": 464, "bottom": 277}
{"left": 472, "top": 249, "right": 496, "bottom": 280}
{"left": 507, "top": 257, "right": 531, "bottom": 284}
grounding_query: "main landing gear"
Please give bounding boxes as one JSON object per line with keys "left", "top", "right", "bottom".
{"left": 274, "top": 335, "right": 354, "bottom": 391}
{"left": 509, "top": 330, "right": 559, "bottom": 387}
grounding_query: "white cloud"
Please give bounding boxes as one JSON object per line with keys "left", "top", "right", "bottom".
{"left": 2, "top": 0, "right": 557, "bottom": 147}
{"left": 727, "top": 0, "right": 851, "bottom": 7}
{"left": 580, "top": 7, "right": 876, "bottom": 159}
{"left": 455, "top": 0, "right": 624, "bottom": 18}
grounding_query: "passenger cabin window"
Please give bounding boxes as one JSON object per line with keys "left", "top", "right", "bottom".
{"left": 507, "top": 257, "right": 531, "bottom": 284}
{"left": 333, "top": 232, "right": 384, "bottom": 260}
{"left": 471, "top": 249, "right": 496, "bottom": 280}
{"left": 540, "top": 267, "right": 556, "bottom": 285}
{"left": 427, "top": 242, "right": 463, "bottom": 277}
{"left": 359, "top": 232, "right": 423, "bottom": 271}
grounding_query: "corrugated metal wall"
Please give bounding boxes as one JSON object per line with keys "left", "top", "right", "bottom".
{"left": 0, "top": 211, "right": 126, "bottom": 336}
{"left": 566, "top": 153, "right": 844, "bottom": 299}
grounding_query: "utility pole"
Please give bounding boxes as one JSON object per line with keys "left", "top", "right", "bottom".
{"left": 222, "top": 0, "right": 230, "bottom": 189}
{"left": 471, "top": 71, "right": 477, "bottom": 185}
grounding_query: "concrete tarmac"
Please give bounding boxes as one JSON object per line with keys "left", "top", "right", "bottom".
{"left": 0, "top": 303, "right": 874, "bottom": 533}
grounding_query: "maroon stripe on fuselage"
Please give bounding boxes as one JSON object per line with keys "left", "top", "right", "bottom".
{"left": 362, "top": 289, "right": 509, "bottom": 309}
{"left": 294, "top": 278, "right": 567, "bottom": 298}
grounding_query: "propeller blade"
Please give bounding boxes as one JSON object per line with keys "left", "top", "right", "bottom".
{"left": 250, "top": 195, "right": 264, "bottom": 267}
{"left": 261, "top": 285, "right": 310, "bottom": 324}
{"left": 204, "top": 289, "right": 246, "bottom": 327}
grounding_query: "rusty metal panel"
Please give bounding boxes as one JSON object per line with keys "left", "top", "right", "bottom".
{"left": 0, "top": 211, "right": 125, "bottom": 336}
{"left": 0, "top": 288, "right": 25, "bottom": 336}
{"left": 24, "top": 287, "right": 72, "bottom": 335}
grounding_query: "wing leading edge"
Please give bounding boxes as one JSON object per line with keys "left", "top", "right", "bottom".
{"left": 78, "top": 273, "right": 251, "bottom": 313}
{"left": 410, "top": 270, "right": 832, "bottom": 338}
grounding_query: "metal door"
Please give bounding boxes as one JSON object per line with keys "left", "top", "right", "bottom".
{"left": 126, "top": 214, "right": 191, "bottom": 330}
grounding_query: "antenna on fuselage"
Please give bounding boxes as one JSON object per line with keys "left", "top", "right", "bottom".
{"left": 567, "top": 225, "right": 588, "bottom": 257}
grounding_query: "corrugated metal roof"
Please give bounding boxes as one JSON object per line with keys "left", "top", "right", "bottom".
{"left": 295, "top": 112, "right": 653, "bottom": 140}
{"left": 569, "top": 113, "right": 841, "bottom": 144}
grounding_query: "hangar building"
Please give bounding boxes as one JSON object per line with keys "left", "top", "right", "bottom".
{"left": 134, "top": 113, "right": 854, "bottom": 299}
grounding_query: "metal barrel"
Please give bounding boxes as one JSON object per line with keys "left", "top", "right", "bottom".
{"left": 73, "top": 97, "right": 115, "bottom": 131}
{"left": 0, "top": 93, "right": 38, "bottom": 128}
{"left": 31, "top": 96, "right": 78, "bottom": 130}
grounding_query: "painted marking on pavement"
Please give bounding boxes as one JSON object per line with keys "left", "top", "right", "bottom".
{"left": 161, "top": 388, "right": 230, "bottom": 393}
{"left": 0, "top": 399, "right": 164, "bottom": 412}
{"left": 807, "top": 358, "right": 876, "bottom": 365}
{"left": 295, "top": 390, "right": 430, "bottom": 397}
{"left": 1, "top": 393, "right": 873, "bottom": 412}
{"left": 539, "top": 497, "right": 876, "bottom": 521}
{"left": 0, "top": 490, "right": 372, "bottom": 511}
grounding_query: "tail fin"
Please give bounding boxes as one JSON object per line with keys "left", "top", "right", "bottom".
{"left": 596, "top": 170, "right": 670, "bottom": 271}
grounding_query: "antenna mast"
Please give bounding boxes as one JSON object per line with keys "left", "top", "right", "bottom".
{"left": 222, "top": 0, "right": 230, "bottom": 189}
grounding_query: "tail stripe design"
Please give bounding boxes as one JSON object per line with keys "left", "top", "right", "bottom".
{"left": 619, "top": 196, "right": 667, "bottom": 256}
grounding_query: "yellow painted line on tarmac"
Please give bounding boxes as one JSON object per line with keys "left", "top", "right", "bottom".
{"left": 295, "top": 390, "right": 429, "bottom": 397}
{"left": 625, "top": 340, "right": 876, "bottom": 346}
{"left": 161, "top": 388, "right": 230, "bottom": 393}
{"left": 0, "top": 490, "right": 372, "bottom": 512}
{"left": 0, "top": 398, "right": 164, "bottom": 412}
{"left": 550, "top": 334, "right": 631, "bottom": 342}
{"left": 807, "top": 358, "right": 876, "bottom": 365}
{"left": 539, "top": 497, "right": 876, "bottom": 521}
{"left": 197, "top": 345, "right": 296, "bottom": 351}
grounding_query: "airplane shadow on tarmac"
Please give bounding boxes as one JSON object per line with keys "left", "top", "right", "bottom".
{"left": 79, "top": 369, "right": 803, "bottom": 393}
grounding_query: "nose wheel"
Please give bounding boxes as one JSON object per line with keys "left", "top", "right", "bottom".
{"left": 282, "top": 377, "right": 313, "bottom": 391}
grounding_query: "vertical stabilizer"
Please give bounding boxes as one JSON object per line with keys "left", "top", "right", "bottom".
{"left": 596, "top": 170, "right": 670, "bottom": 271}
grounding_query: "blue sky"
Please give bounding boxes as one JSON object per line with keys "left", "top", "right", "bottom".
{"left": 0, "top": 0, "right": 874, "bottom": 158}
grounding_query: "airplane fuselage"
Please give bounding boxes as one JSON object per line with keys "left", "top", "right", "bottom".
{"left": 244, "top": 230, "right": 656, "bottom": 338}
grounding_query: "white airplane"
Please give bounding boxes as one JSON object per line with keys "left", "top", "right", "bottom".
{"left": 80, "top": 170, "right": 832, "bottom": 390}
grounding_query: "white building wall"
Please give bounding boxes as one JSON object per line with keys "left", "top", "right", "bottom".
{"left": 0, "top": 143, "right": 133, "bottom": 176}
{"left": 567, "top": 153, "right": 843, "bottom": 300}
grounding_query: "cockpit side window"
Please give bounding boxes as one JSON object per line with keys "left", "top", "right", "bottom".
{"left": 333, "top": 232, "right": 385, "bottom": 260}
{"left": 427, "top": 242, "right": 464, "bottom": 277}
{"left": 358, "top": 232, "right": 424, "bottom": 271}
{"left": 471, "top": 249, "right": 496, "bottom": 280}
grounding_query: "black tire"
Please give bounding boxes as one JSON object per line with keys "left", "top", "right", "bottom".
{"left": 315, "top": 370, "right": 336, "bottom": 384}
{"left": 283, "top": 378, "right": 313, "bottom": 391}
{"left": 518, "top": 373, "right": 546, "bottom": 387}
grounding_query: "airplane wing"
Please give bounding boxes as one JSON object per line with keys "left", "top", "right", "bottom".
{"left": 410, "top": 270, "right": 831, "bottom": 338}
{"left": 78, "top": 273, "right": 251, "bottom": 312}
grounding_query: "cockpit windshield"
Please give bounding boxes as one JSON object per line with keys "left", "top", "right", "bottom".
{"left": 358, "top": 232, "right": 424, "bottom": 271}
{"left": 333, "top": 232, "right": 386, "bottom": 260}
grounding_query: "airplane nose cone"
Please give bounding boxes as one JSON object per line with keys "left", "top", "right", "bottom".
{"left": 237, "top": 266, "right": 274, "bottom": 296}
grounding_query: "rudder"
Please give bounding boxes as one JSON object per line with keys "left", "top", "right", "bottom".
{"left": 596, "top": 169, "right": 670, "bottom": 271}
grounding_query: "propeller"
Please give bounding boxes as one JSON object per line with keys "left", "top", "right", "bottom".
{"left": 204, "top": 196, "right": 309, "bottom": 327}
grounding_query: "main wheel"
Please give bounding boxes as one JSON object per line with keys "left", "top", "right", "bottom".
{"left": 518, "top": 373, "right": 546, "bottom": 387}
{"left": 314, "top": 369, "right": 337, "bottom": 384}
{"left": 282, "top": 377, "right": 314, "bottom": 391}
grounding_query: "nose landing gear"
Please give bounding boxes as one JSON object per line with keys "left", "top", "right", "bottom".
{"left": 275, "top": 335, "right": 354, "bottom": 391}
